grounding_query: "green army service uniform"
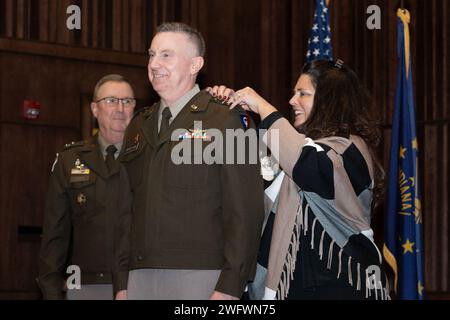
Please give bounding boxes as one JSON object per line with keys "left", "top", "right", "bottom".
{"left": 38, "top": 136, "right": 131, "bottom": 300}
{"left": 120, "top": 89, "right": 265, "bottom": 298}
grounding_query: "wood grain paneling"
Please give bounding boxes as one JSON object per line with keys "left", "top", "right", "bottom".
{"left": 0, "top": 124, "right": 79, "bottom": 292}
{"left": 0, "top": 41, "right": 152, "bottom": 297}
{"left": 0, "top": 0, "right": 155, "bottom": 52}
{"left": 4, "top": 0, "right": 14, "bottom": 37}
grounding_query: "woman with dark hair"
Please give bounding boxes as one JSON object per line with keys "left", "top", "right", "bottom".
{"left": 207, "top": 59, "right": 389, "bottom": 300}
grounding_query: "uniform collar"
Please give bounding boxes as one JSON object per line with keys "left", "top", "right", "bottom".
{"left": 97, "top": 133, "right": 123, "bottom": 159}
{"left": 154, "top": 90, "right": 212, "bottom": 147}
{"left": 77, "top": 134, "right": 120, "bottom": 178}
{"left": 159, "top": 84, "right": 200, "bottom": 124}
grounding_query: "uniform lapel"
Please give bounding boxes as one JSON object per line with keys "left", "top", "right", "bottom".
{"left": 78, "top": 136, "right": 110, "bottom": 179}
{"left": 140, "top": 103, "right": 160, "bottom": 149}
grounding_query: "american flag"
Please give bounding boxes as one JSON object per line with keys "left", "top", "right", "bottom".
{"left": 306, "top": 0, "right": 333, "bottom": 62}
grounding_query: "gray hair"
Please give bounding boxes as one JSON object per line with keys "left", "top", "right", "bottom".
{"left": 156, "top": 22, "right": 206, "bottom": 57}
{"left": 93, "top": 74, "right": 134, "bottom": 101}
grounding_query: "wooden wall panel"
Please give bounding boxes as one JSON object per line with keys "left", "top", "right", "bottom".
{"left": 260, "top": 1, "right": 291, "bottom": 118}
{"left": 202, "top": 0, "right": 236, "bottom": 87}
{"left": 0, "top": 124, "right": 78, "bottom": 293}
{"left": 122, "top": 0, "right": 130, "bottom": 52}
{"left": 0, "top": 52, "right": 81, "bottom": 128}
{"left": 0, "top": 41, "right": 152, "bottom": 296}
{"left": 4, "top": 0, "right": 14, "bottom": 37}
{"left": 48, "top": 0, "right": 57, "bottom": 42}
{"left": 0, "top": 0, "right": 156, "bottom": 52}
{"left": 38, "top": 0, "right": 49, "bottom": 42}
{"left": 130, "top": 0, "right": 145, "bottom": 52}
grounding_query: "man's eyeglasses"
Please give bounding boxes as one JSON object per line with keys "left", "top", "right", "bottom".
{"left": 95, "top": 97, "right": 136, "bottom": 107}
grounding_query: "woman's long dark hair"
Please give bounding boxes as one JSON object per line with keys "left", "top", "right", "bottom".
{"left": 298, "top": 60, "right": 384, "bottom": 209}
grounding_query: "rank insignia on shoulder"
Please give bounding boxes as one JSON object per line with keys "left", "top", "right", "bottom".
{"left": 64, "top": 141, "right": 84, "bottom": 150}
{"left": 240, "top": 113, "right": 251, "bottom": 130}
{"left": 133, "top": 133, "right": 140, "bottom": 145}
{"left": 212, "top": 97, "right": 227, "bottom": 106}
{"left": 133, "top": 106, "right": 150, "bottom": 119}
{"left": 123, "top": 142, "right": 140, "bottom": 155}
{"left": 122, "top": 131, "right": 141, "bottom": 155}
{"left": 76, "top": 193, "right": 87, "bottom": 205}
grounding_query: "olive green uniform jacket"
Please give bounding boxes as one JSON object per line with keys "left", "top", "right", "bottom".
{"left": 120, "top": 91, "right": 265, "bottom": 298}
{"left": 38, "top": 136, "right": 131, "bottom": 299}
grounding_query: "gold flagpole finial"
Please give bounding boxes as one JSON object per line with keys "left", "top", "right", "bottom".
{"left": 397, "top": 9, "right": 411, "bottom": 78}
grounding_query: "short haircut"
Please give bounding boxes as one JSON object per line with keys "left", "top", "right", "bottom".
{"left": 156, "top": 22, "right": 206, "bottom": 57}
{"left": 93, "top": 74, "right": 133, "bottom": 101}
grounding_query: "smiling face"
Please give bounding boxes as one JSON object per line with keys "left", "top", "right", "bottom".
{"left": 147, "top": 31, "right": 204, "bottom": 105}
{"left": 289, "top": 74, "right": 316, "bottom": 129}
{"left": 91, "top": 81, "right": 135, "bottom": 143}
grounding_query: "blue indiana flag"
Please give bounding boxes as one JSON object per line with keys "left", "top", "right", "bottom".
{"left": 305, "top": 0, "right": 333, "bottom": 62}
{"left": 383, "top": 9, "right": 425, "bottom": 300}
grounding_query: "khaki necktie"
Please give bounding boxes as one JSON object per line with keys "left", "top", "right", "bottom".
{"left": 159, "top": 107, "right": 172, "bottom": 138}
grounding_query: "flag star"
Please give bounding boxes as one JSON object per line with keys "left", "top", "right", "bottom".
{"left": 399, "top": 146, "right": 407, "bottom": 159}
{"left": 324, "top": 36, "right": 331, "bottom": 43}
{"left": 412, "top": 138, "right": 418, "bottom": 150}
{"left": 313, "top": 49, "right": 320, "bottom": 56}
{"left": 418, "top": 282, "right": 424, "bottom": 296}
{"left": 323, "top": 7, "right": 328, "bottom": 13}
{"left": 402, "top": 239, "right": 415, "bottom": 254}
{"left": 306, "top": 51, "right": 311, "bottom": 57}
{"left": 313, "top": 36, "right": 319, "bottom": 43}
{"left": 312, "top": 24, "right": 318, "bottom": 31}
{"left": 321, "top": 14, "right": 325, "bottom": 20}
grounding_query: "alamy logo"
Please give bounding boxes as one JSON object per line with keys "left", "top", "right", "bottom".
{"left": 170, "top": 121, "right": 279, "bottom": 168}
{"left": 366, "top": 265, "right": 382, "bottom": 290}
{"left": 366, "top": 5, "right": 381, "bottom": 30}
{"left": 66, "top": 5, "right": 81, "bottom": 30}
{"left": 66, "top": 265, "right": 81, "bottom": 290}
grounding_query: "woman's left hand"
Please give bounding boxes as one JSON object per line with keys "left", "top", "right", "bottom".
{"left": 229, "top": 87, "right": 278, "bottom": 120}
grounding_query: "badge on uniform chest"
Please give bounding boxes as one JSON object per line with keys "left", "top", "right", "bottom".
{"left": 178, "top": 129, "right": 210, "bottom": 141}
{"left": 76, "top": 193, "right": 87, "bottom": 205}
{"left": 69, "top": 158, "right": 90, "bottom": 183}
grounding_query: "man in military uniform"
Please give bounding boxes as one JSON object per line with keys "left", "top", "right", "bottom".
{"left": 38, "top": 74, "right": 135, "bottom": 299}
{"left": 120, "top": 22, "right": 265, "bottom": 300}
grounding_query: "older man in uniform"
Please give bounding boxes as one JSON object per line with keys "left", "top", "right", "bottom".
{"left": 120, "top": 22, "right": 264, "bottom": 300}
{"left": 38, "top": 74, "right": 135, "bottom": 299}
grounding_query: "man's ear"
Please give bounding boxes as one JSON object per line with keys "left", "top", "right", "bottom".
{"left": 190, "top": 56, "right": 204, "bottom": 75}
{"left": 91, "top": 102, "right": 98, "bottom": 118}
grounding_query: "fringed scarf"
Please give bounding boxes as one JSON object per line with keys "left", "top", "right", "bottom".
{"left": 263, "top": 173, "right": 390, "bottom": 300}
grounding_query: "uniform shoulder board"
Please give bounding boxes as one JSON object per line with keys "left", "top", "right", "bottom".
{"left": 132, "top": 106, "right": 149, "bottom": 119}
{"left": 133, "top": 103, "right": 157, "bottom": 119}
{"left": 211, "top": 97, "right": 228, "bottom": 106}
{"left": 62, "top": 140, "right": 85, "bottom": 151}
